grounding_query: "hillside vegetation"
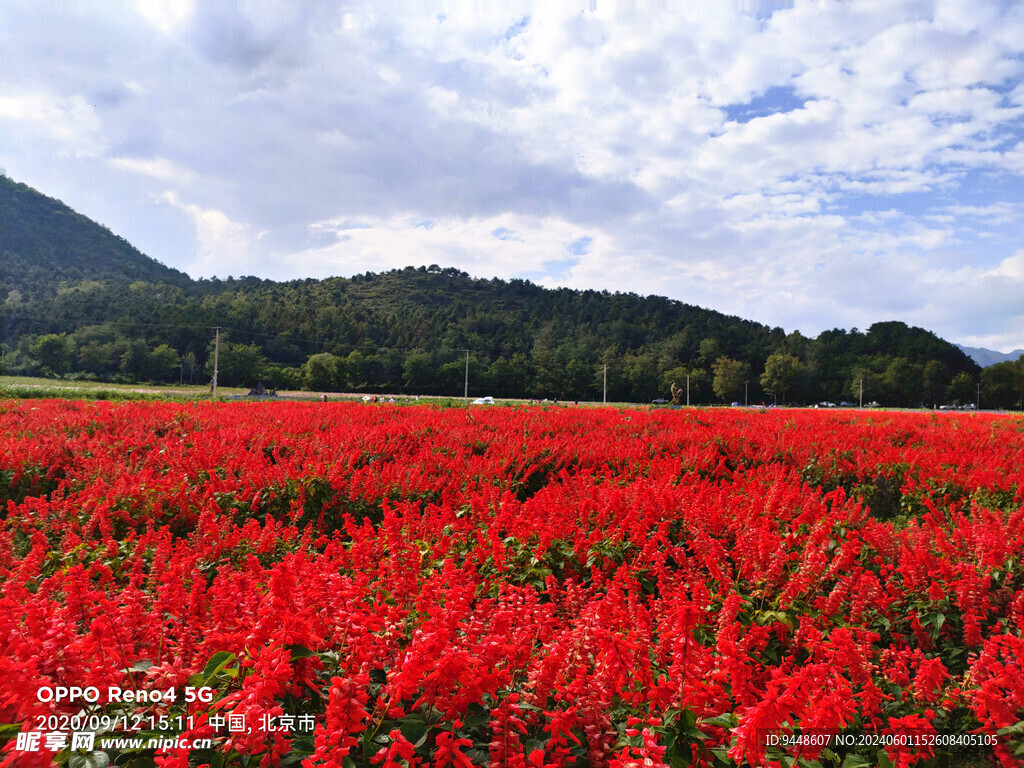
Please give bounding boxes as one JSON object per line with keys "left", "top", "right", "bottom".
{"left": 2, "top": 173, "right": 1009, "bottom": 406}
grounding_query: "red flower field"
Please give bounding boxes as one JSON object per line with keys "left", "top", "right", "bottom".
{"left": 1, "top": 400, "right": 1022, "bottom": 767}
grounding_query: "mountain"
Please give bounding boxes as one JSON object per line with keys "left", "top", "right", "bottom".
{"left": 0, "top": 173, "right": 190, "bottom": 295}
{"left": 0, "top": 174, "right": 981, "bottom": 404}
{"left": 957, "top": 344, "right": 1024, "bottom": 368}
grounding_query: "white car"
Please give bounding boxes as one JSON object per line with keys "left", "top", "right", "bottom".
{"left": 471, "top": 396, "right": 495, "bottom": 405}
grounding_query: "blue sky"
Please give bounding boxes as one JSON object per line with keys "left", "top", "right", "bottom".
{"left": 1, "top": 0, "right": 1022, "bottom": 350}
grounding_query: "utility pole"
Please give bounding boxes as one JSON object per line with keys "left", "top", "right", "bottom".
{"left": 977, "top": 381, "right": 981, "bottom": 410}
{"left": 745, "top": 380, "right": 749, "bottom": 407}
{"left": 464, "top": 350, "right": 469, "bottom": 399}
{"left": 858, "top": 378, "right": 863, "bottom": 408}
{"left": 212, "top": 327, "right": 220, "bottom": 399}
{"left": 603, "top": 364, "right": 607, "bottom": 404}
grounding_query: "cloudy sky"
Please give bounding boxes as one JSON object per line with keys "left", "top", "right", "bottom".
{"left": 1, "top": 1, "right": 1022, "bottom": 350}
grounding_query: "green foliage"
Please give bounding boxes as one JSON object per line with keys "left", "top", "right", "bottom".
{"left": 206, "top": 341, "right": 268, "bottom": 388}
{"left": 761, "top": 353, "right": 805, "bottom": 404}
{"left": 981, "top": 357, "right": 1024, "bottom": 410}
{"left": 712, "top": 356, "right": 750, "bottom": 403}
{"left": 884, "top": 357, "right": 923, "bottom": 406}
{"left": 922, "top": 359, "right": 950, "bottom": 406}
{"left": 947, "top": 371, "right": 976, "bottom": 405}
{"left": 29, "top": 333, "right": 72, "bottom": 375}
{"left": 303, "top": 352, "right": 343, "bottom": 391}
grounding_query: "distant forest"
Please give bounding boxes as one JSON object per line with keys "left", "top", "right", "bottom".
{"left": 3, "top": 173, "right": 1021, "bottom": 407}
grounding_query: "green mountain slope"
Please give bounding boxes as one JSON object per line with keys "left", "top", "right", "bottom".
{"left": 0, "top": 174, "right": 190, "bottom": 294}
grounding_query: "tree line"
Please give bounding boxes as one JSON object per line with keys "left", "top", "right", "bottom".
{"left": 2, "top": 266, "right": 1008, "bottom": 407}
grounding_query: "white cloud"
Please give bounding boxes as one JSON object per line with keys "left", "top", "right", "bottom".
{"left": 945, "top": 203, "right": 1022, "bottom": 226}
{"left": 112, "top": 156, "right": 194, "bottom": 184}
{"left": 0, "top": 89, "right": 104, "bottom": 157}
{"left": 160, "top": 191, "right": 253, "bottom": 277}
{"left": 299, "top": 212, "right": 598, "bottom": 285}
{"left": 1, "top": 0, "right": 1022, "bottom": 347}
{"left": 136, "top": 0, "right": 194, "bottom": 33}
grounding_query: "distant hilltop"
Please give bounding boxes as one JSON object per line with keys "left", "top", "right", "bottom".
{"left": 957, "top": 345, "right": 1024, "bottom": 368}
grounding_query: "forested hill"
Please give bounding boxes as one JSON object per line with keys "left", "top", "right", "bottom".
{"left": 1, "top": 174, "right": 992, "bottom": 406}
{"left": 0, "top": 175, "right": 190, "bottom": 293}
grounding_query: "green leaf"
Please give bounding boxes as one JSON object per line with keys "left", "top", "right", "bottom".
{"left": 701, "top": 713, "right": 738, "bottom": 729}
{"left": 756, "top": 610, "right": 794, "bottom": 627}
{"left": 68, "top": 754, "right": 110, "bottom": 768}
{"left": 286, "top": 644, "right": 316, "bottom": 659}
{"left": 840, "top": 755, "right": 873, "bottom": 768}
{"left": 0, "top": 723, "right": 23, "bottom": 738}
{"left": 709, "top": 746, "right": 731, "bottom": 762}
{"left": 462, "top": 704, "right": 490, "bottom": 731}
{"left": 765, "top": 746, "right": 795, "bottom": 767}
{"left": 188, "top": 650, "right": 237, "bottom": 687}
{"left": 997, "top": 720, "right": 1024, "bottom": 735}
{"left": 817, "top": 747, "right": 839, "bottom": 764}
{"left": 398, "top": 716, "right": 429, "bottom": 747}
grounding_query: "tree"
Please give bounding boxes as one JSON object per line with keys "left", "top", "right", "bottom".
{"left": 303, "top": 353, "right": 342, "bottom": 391}
{"left": 698, "top": 337, "right": 722, "bottom": 367}
{"left": 437, "top": 358, "right": 468, "bottom": 396}
{"left": 342, "top": 350, "right": 368, "bottom": 390}
{"left": 621, "top": 350, "right": 659, "bottom": 401}
{"left": 77, "top": 341, "right": 120, "bottom": 377}
{"left": 119, "top": 338, "right": 152, "bottom": 381}
{"left": 922, "top": 360, "right": 950, "bottom": 407}
{"left": 775, "top": 330, "right": 811, "bottom": 360}
{"left": 30, "top": 333, "right": 72, "bottom": 376}
{"left": 712, "top": 356, "right": 749, "bottom": 403}
{"left": 884, "top": 357, "right": 923, "bottom": 407}
{"left": 760, "top": 353, "right": 805, "bottom": 404}
{"left": 182, "top": 350, "right": 197, "bottom": 384}
{"left": 981, "top": 359, "right": 1024, "bottom": 410}
{"left": 532, "top": 324, "right": 570, "bottom": 397}
{"left": 847, "top": 365, "right": 880, "bottom": 405}
{"left": 946, "top": 371, "right": 975, "bottom": 405}
{"left": 207, "top": 342, "right": 268, "bottom": 387}
{"left": 402, "top": 351, "right": 434, "bottom": 392}
{"left": 147, "top": 344, "right": 180, "bottom": 382}
{"left": 489, "top": 353, "right": 531, "bottom": 398}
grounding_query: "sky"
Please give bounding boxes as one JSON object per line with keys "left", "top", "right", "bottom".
{"left": 1, "top": 1, "right": 1023, "bottom": 351}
